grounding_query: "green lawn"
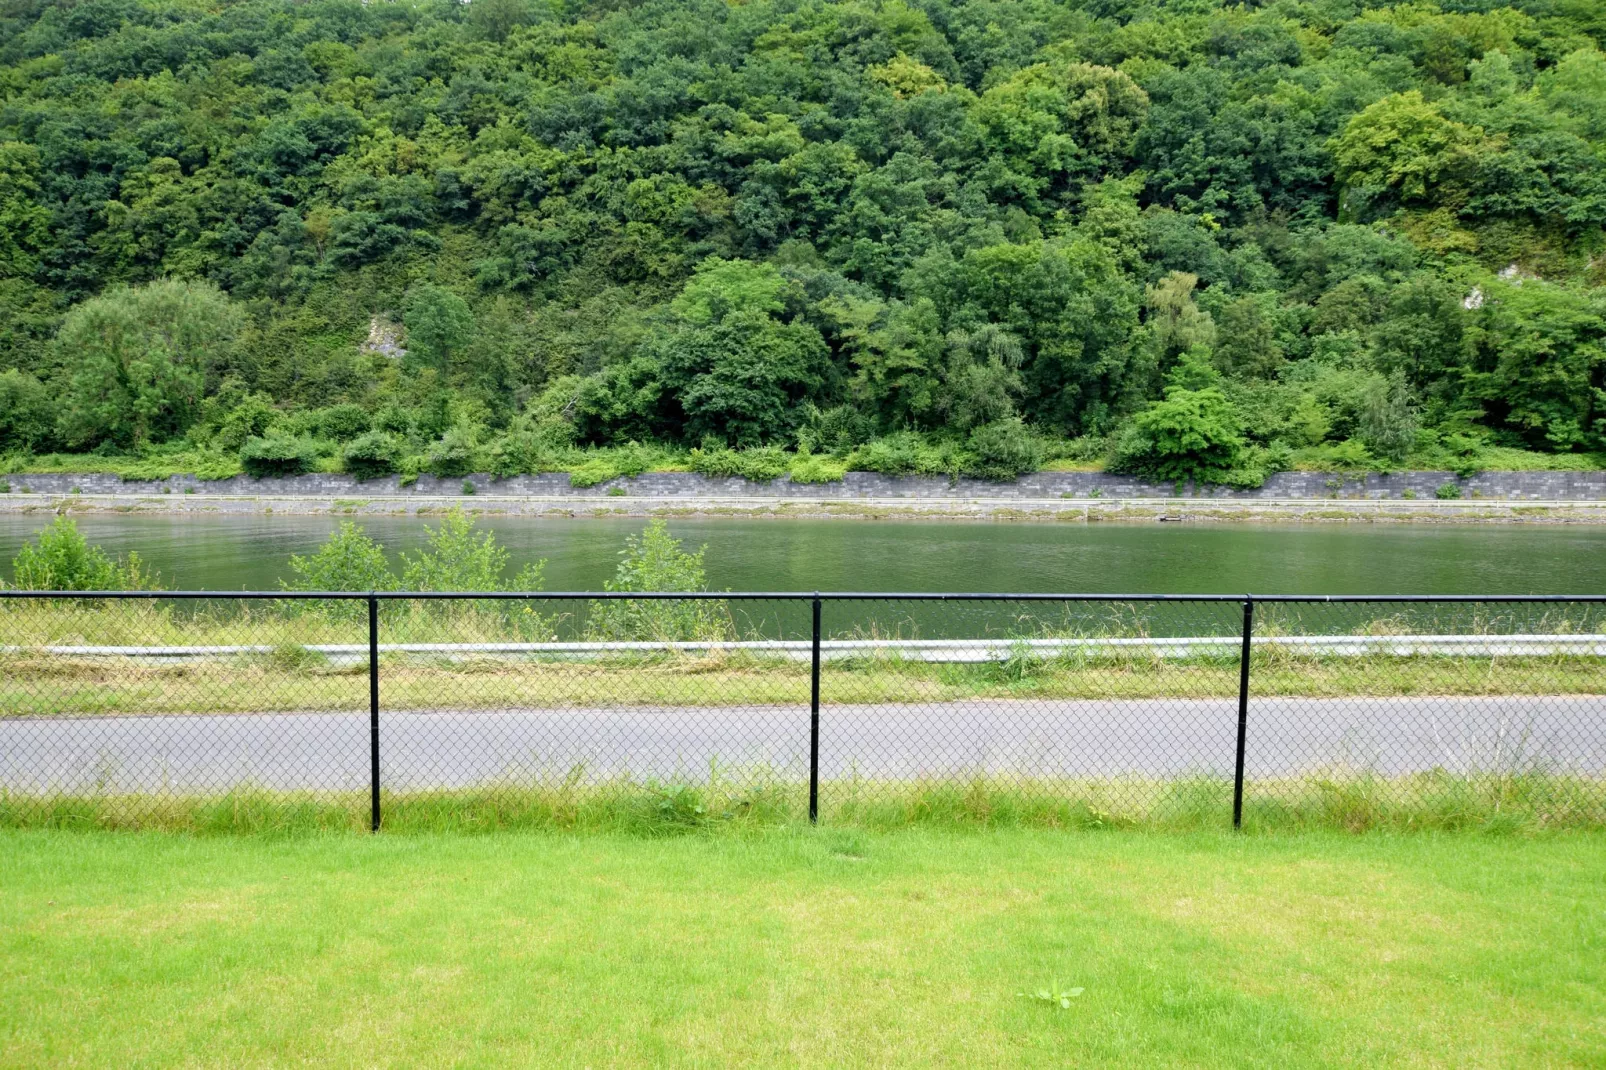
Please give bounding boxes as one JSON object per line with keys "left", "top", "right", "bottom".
{"left": 2, "top": 829, "right": 1603, "bottom": 1068}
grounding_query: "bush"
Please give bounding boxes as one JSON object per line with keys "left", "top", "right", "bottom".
{"left": 844, "top": 432, "right": 958, "bottom": 477}
{"left": 788, "top": 452, "right": 846, "bottom": 484}
{"left": 240, "top": 434, "right": 319, "bottom": 478}
{"left": 398, "top": 510, "right": 544, "bottom": 591}
{"left": 314, "top": 404, "right": 371, "bottom": 442}
{"left": 0, "top": 370, "right": 59, "bottom": 452}
{"left": 284, "top": 521, "right": 396, "bottom": 592}
{"left": 588, "top": 519, "right": 728, "bottom": 641}
{"left": 486, "top": 420, "right": 568, "bottom": 478}
{"left": 1435, "top": 481, "right": 1462, "bottom": 499}
{"left": 6, "top": 517, "right": 158, "bottom": 590}
{"left": 796, "top": 404, "right": 874, "bottom": 455}
{"left": 1110, "top": 388, "right": 1245, "bottom": 485}
{"left": 213, "top": 395, "right": 279, "bottom": 451}
{"left": 342, "top": 432, "right": 405, "bottom": 481}
{"left": 425, "top": 426, "right": 480, "bottom": 478}
{"left": 961, "top": 418, "right": 1043, "bottom": 481}
{"left": 569, "top": 457, "right": 618, "bottom": 488}
{"left": 689, "top": 446, "right": 788, "bottom": 482}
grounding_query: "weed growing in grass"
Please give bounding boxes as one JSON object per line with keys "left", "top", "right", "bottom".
{"left": 1023, "top": 982, "right": 1085, "bottom": 1009}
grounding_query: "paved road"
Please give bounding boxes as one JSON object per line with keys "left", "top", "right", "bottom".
{"left": 2, "top": 697, "right": 1602, "bottom": 793}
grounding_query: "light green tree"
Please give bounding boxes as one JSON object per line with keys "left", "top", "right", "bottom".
{"left": 56, "top": 279, "right": 242, "bottom": 448}
{"left": 403, "top": 284, "right": 476, "bottom": 374}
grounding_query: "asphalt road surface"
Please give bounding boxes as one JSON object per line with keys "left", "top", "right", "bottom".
{"left": 2, "top": 696, "right": 1602, "bottom": 793}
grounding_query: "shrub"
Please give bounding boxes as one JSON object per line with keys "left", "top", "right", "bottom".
{"left": 284, "top": 521, "right": 396, "bottom": 592}
{"left": 1435, "top": 481, "right": 1462, "bottom": 499}
{"left": 424, "top": 426, "right": 480, "bottom": 478}
{"left": 314, "top": 403, "right": 371, "bottom": 442}
{"left": 214, "top": 394, "right": 279, "bottom": 451}
{"left": 240, "top": 434, "right": 318, "bottom": 478}
{"left": 796, "top": 404, "right": 874, "bottom": 455}
{"left": 844, "top": 432, "right": 958, "bottom": 477}
{"left": 342, "top": 432, "right": 404, "bottom": 481}
{"left": 399, "top": 510, "right": 544, "bottom": 591}
{"left": 689, "top": 446, "right": 788, "bottom": 482}
{"left": 569, "top": 457, "right": 618, "bottom": 488}
{"left": 461, "top": 479, "right": 476, "bottom": 495}
{"left": 588, "top": 519, "right": 728, "bottom": 641}
{"left": 0, "top": 369, "right": 59, "bottom": 452}
{"left": 485, "top": 422, "right": 566, "bottom": 478}
{"left": 6, "top": 517, "right": 158, "bottom": 590}
{"left": 1110, "top": 388, "right": 1245, "bottom": 485}
{"left": 961, "top": 418, "right": 1044, "bottom": 481}
{"left": 788, "top": 452, "right": 846, "bottom": 484}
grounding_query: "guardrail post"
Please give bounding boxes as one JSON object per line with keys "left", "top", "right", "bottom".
{"left": 809, "top": 594, "right": 822, "bottom": 825}
{"left": 1233, "top": 595, "right": 1254, "bottom": 830}
{"left": 368, "top": 593, "right": 381, "bottom": 833}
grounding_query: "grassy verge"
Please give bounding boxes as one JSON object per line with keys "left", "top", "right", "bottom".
{"left": 2, "top": 827, "right": 1603, "bottom": 1066}
{"left": 4, "top": 771, "right": 1602, "bottom": 835}
{"left": 3, "top": 650, "right": 1603, "bottom": 715}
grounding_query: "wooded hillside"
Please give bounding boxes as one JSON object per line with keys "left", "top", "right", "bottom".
{"left": 2, "top": 0, "right": 1604, "bottom": 483}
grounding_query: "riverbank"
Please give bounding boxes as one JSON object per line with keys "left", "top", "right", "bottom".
{"left": 3, "top": 491, "right": 1605, "bottom": 523}
{"left": 6, "top": 467, "right": 1606, "bottom": 501}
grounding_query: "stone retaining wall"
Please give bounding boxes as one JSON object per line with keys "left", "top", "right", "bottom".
{"left": 4, "top": 469, "right": 1606, "bottom": 500}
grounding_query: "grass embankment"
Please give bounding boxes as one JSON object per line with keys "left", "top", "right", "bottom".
{"left": 1, "top": 828, "right": 1603, "bottom": 1067}
{"left": 5, "top": 652, "right": 1606, "bottom": 716}
{"left": 3, "top": 601, "right": 1602, "bottom": 714}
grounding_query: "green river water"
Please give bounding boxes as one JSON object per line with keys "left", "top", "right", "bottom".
{"left": 1, "top": 514, "right": 1602, "bottom": 595}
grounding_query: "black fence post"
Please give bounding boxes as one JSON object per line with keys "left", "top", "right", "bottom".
{"left": 809, "top": 594, "right": 822, "bottom": 825}
{"left": 1233, "top": 594, "right": 1254, "bottom": 830}
{"left": 368, "top": 593, "right": 381, "bottom": 833}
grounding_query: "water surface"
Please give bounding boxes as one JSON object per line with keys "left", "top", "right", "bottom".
{"left": 1, "top": 514, "right": 1602, "bottom": 594}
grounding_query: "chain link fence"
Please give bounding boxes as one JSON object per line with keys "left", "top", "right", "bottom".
{"left": 1, "top": 591, "right": 1602, "bottom": 831}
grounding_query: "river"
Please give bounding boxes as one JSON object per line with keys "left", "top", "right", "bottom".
{"left": 1, "top": 514, "right": 1603, "bottom": 594}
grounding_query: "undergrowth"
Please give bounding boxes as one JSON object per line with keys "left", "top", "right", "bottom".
{"left": 3, "top": 771, "right": 1599, "bottom": 836}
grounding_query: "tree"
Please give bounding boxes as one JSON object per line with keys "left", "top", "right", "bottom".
{"left": 0, "top": 369, "right": 57, "bottom": 451}
{"left": 1112, "top": 354, "right": 1246, "bottom": 484}
{"left": 1330, "top": 92, "right": 1483, "bottom": 214}
{"left": 56, "top": 279, "right": 242, "bottom": 448}
{"left": 654, "top": 259, "right": 829, "bottom": 446}
{"left": 1360, "top": 373, "right": 1419, "bottom": 464}
{"left": 403, "top": 284, "right": 475, "bottom": 374}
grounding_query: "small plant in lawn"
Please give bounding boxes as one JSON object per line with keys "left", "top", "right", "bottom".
{"left": 1023, "top": 980, "right": 1085, "bottom": 1009}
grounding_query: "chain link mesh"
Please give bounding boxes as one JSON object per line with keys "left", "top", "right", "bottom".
{"left": 0, "top": 595, "right": 369, "bottom": 827}
{"left": 1, "top": 593, "right": 1601, "bottom": 830}
{"left": 1242, "top": 598, "right": 1606, "bottom": 828}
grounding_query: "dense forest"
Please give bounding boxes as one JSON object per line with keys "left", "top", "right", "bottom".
{"left": 1, "top": 0, "right": 1605, "bottom": 485}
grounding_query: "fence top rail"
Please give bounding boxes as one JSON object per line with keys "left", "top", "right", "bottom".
{"left": 0, "top": 590, "right": 1603, "bottom": 603}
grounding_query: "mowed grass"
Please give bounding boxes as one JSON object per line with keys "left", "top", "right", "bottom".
{"left": 2, "top": 829, "right": 1603, "bottom": 1068}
